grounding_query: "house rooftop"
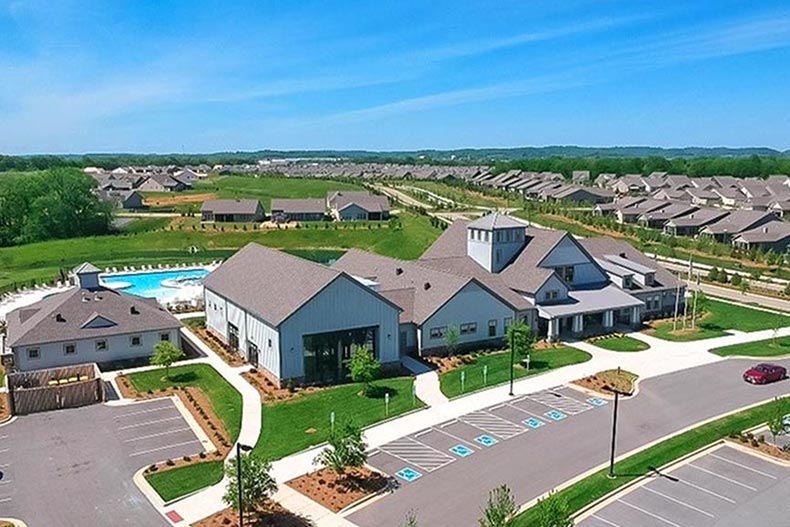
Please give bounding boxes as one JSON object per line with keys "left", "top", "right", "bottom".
{"left": 270, "top": 198, "right": 325, "bottom": 214}
{"left": 467, "top": 212, "right": 528, "bottom": 230}
{"left": 201, "top": 199, "right": 261, "bottom": 215}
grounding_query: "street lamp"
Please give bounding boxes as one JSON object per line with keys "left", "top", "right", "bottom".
{"left": 607, "top": 387, "right": 627, "bottom": 479}
{"left": 508, "top": 329, "right": 515, "bottom": 396}
{"left": 236, "top": 443, "right": 254, "bottom": 527}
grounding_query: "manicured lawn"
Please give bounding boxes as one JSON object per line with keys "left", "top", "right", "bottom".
{"left": 650, "top": 299, "right": 790, "bottom": 341}
{"left": 127, "top": 364, "right": 242, "bottom": 441}
{"left": 0, "top": 210, "right": 440, "bottom": 291}
{"left": 400, "top": 180, "right": 511, "bottom": 209}
{"left": 711, "top": 335, "right": 790, "bottom": 357}
{"left": 439, "top": 346, "right": 592, "bottom": 399}
{"left": 145, "top": 460, "right": 225, "bottom": 503}
{"left": 255, "top": 377, "right": 423, "bottom": 461}
{"left": 512, "top": 396, "right": 790, "bottom": 526}
{"left": 591, "top": 335, "right": 650, "bottom": 352}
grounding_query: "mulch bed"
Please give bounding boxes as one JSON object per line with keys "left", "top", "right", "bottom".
{"left": 573, "top": 369, "right": 638, "bottom": 397}
{"left": 0, "top": 393, "right": 11, "bottom": 423}
{"left": 193, "top": 327, "right": 247, "bottom": 367}
{"left": 727, "top": 432, "right": 790, "bottom": 462}
{"left": 193, "top": 501, "right": 310, "bottom": 527}
{"left": 242, "top": 369, "right": 321, "bottom": 403}
{"left": 287, "top": 467, "right": 390, "bottom": 513}
{"left": 115, "top": 376, "right": 230, "bottom": 474}
{"left": 423, "top": 341, "right": 559, "bottom": 375}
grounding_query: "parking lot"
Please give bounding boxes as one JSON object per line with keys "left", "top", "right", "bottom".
{"left": 368, "top": 386, "right": 607, "bottom": 483}
{"left": 579, "top": 445, "right": 790, "bottom": 527}
{"left": 0, "top": 398, "right": 205, "bottom": 527}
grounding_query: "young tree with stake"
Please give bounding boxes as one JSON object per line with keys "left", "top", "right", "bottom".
{"left": 150, "top": 341, "right": 184, "bottom": 381}
{"left": 223, "top": 453, "right": 277, "bottom": 520}
{"left": 348, "top": 345, "right": 381, "bottom": 396}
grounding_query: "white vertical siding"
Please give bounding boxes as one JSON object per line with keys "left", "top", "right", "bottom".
{"left": 244, "top": 314, "right": 280, "bottom": 378}
{"left": 204, "top": 288, "right": 228, "bottom": 337}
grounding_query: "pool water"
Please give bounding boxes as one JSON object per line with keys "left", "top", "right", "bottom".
{"left": 101, "top": 268, "right": 209, "bottom": 301}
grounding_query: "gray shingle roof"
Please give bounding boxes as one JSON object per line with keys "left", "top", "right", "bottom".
{"left": 579, "top": 237, "right": 682, "bottom": 291}
{"left": 270, "top": 198, "right": 325, "bottom": 214}
{"left": 467, "top": 212, "right": 527, "bottom": 230}
{"left": 201, "top": 199, "right": 262, "bottom": 215}
{"left": 733, "top": 221, "right": 790, "bottom": 243}
{"left": 327, "top": 191, "right": 390, "bottom": 213}
{"left": 7, "top": 287, "right": 181, "bottom": 347}
{"left": 702, "top": 210, "right": 776, "bottom": 235}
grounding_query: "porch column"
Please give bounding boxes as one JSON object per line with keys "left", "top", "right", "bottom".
{"left": 572, "top": 314, "right": 584, "bottom": 334}
{"left": 630, "top": 306, "right": 641, "bottom": 326}
{"left": 547, "top": 318, "right": 560, "bottom": 342}
{"left": 603, "top": 310, "right": 614, "bottom": 328}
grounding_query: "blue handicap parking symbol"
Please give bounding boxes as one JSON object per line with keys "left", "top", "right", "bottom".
{"left": 450, "top": 444, "right": 474, "bottom": 457}
{"left": 544, "top": 410, "right": 567, "bottom": 421}
{"left": 475, "top": 434, "right": 498, "bottom": 447}
{"left": 587, "top": 397, "right": 607, "bottom": 407}
{"left": 524, "top": 417, "right": 545, "bottom": 429}
{"left": 395, "top": 467, "right": 423, "bottom": 482}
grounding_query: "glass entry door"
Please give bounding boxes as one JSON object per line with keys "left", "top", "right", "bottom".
{"left": 303, "top": 326, "right": 377, "bottom": 384}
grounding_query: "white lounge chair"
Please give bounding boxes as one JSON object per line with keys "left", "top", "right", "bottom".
{"left": 158, "top": 264, "right": 163, "bottom": 269}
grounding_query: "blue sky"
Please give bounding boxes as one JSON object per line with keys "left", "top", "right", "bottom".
{"left": 1, "top": 0, "right": 790, "bottom": 154}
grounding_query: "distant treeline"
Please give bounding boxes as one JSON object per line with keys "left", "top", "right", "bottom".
{"left": 493, "top": 155, "right": 790, "bottom": 179}
{"left": 0, "top": 168, "right": 113, "bottom": 247}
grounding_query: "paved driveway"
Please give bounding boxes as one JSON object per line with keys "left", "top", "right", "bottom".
{"left": 0, "top": 399, "right": 204, "bottom": 527}
{"left": 349, "top": 358, "right": 790, "bottom": 527}
{"left": 580, "top": 445, "right": 790, "bottom": 527}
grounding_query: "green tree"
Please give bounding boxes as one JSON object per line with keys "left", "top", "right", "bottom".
{"left": 535, "top": 491, "right": 574, "bottom": 527}
{"left": 730, "top": 273, "right": 742, "bottom": 286}
{"left": 444, "top": 325, "right": 460, "bottom": 355}
{"left": 479, "top": 485, "right": 516, "bottom": 527}
{"left": 149, "top": 341, "right": 184, "bottom": 380}
{"left": 708, "top": 267, "right": 719, "bottom": 282}
{"left": 402, "top": 510, "right": 419, "bottom": 527}
{"left": 507, "top": 321, "right": 535, "bottom": 363}
{"left": 223, "top": 453, "right": 277, "bottom": 518}
{"left": 313, "top": 421, "right": 368, "bottom": 477}
{"left": 347, "top": 345, "right": 381, "bottom": 396}
{"left": 768, "top": 407, "right": 786, "bottom": 443}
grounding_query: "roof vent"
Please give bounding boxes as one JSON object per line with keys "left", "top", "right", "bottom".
{"left": 423, "top": 282, "right": 431, "bottom": 290}
{"left": 619, "top": 252, "right": 627, "bottom": 258}
{"left": 130, "top": 306, "right": 140, "bottom": 315}
{"left": 81, "top": 296, "right": 90, "bottom": 303}
{"left": 395, "top": 267, "right": 404, "bottom": 275}
{"left": 764, "top": 226, "right": 769, "bottom": 233}
{"left": 55, "top": 313, "right": 65, "bottom": 322}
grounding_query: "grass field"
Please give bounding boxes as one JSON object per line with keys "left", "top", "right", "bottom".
{"left": 439, "top": 346, "right": 592, "bottom": 399}
{"left": 512, "top": 397, "right": 790, "bottom": 526}
{"left": 0, "top": 210, "right": 440, "bottom": 292}
{"left": 650, "top": 300, "right": 790, "bottom": 341}
{"left": 398, "top": 180, "right": 511, "bottom": 208}
{"left": 591, "top": 335, "right": 650, "bottom": 352}
{"left": 255, "top": 377, "right": 423, "bottom": 461}
{"left": 711, "top": 335, "right": 790, "bottom": 357}
{"left": 144, "top": 460, "right": 225, "bottom": 503}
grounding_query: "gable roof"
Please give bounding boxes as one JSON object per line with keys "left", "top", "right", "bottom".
{"left": 733, "top": 221, "right": 790, "bottom": 244}
{"left": 270, "top": 198, "right": 325, "bottom": 214}
{"left": 6, "top": 287, "right": 181, "bottom": 348}
{"left": 701, "top": 210, "right": 776, "bottom": 235}
{"left": 201, "top": 199, "right": 262, "bottom": 215}
{"left": 327, "top": 191, "right": 389, "bottom": 213}
{"left": 579, "top": 237, "right": 682, "bottom": 291}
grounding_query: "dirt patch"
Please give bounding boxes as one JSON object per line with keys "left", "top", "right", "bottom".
{"left": 193, "top": 327, "right": 246, "bottom": 367}
{"left": 573, "top": 369, "right": 638, "bottom": 396}
{"left": 287, "top": 467, "right": 390, "bottom": 513}
{"left": 144, "top": 192, "right": 216, "bottom": 207}
{"left": 193, "top": 501, "right": 310, "bottom": 527}
{"left": 115, "top": 377, "right": 231, "bottom": 473}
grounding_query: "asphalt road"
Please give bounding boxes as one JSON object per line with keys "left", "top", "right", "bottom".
{"left": 349, "top": 358, "right": 790, "bottom": 527}
{"left": 0, "top": 399, "right": 204, "bottom": 527}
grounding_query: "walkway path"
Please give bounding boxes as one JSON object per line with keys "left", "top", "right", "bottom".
{"left": 401, "top": 356, "right": 448, "bottom": 407}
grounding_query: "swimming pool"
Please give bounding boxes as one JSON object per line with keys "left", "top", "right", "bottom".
{"left": 101, "top": 268, "right": 210, "bottom": 302}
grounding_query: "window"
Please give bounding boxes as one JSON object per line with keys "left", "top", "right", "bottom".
{"left": 27, "top": 348, "right": 40, "bottom": 360}
{"left": 130, "top": 335, "right": 142, "bottom": 347}
{"left": 488, "top": 319, "right": 497, "bottom": 337}
{"left": 160, "top": 332, "right": 170, "bottom": 342}
{"left": 64, "top": 343, "right": 76, "bottom": 355}
{"left": 460, "top": 322, "right": 477, "bottom": 335}
{"left": 429, "top": 326, "right": 447, "bottom": 340}
{"left": 562, "top": 266, "right": 575, "bottom": 283}
{"left": 543, "top": 290, "right": 559, "bottom": 301}
{"left": 95, "top": 340, "right": 107, "bottom": 352}
{"left": 504, "top": 317, "right": 513, "bottom": 331}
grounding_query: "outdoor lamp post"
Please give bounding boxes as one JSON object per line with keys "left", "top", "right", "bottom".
{"left": 607, "top": 388, "right": 626, "bottom": 479}
{"left": 508, "top": 329, "right": 515, "bottom": 396}
{"left": 236, "top": 443, "right": 254, "bottom": 527}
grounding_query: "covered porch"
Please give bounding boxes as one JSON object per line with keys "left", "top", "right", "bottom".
{"left": 537, "top": 285, "right": 645, "bottom": 342}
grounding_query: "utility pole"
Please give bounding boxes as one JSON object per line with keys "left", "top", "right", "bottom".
{"left": 692, "top": 273, "right": 700, "bottom": 329}
{"left": 672, "top": 274, "right": 681, "bottom": 331}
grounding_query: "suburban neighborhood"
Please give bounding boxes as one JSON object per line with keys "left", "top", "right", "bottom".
{"left": 3, "top": 2, "right": 790, "bottom": 526}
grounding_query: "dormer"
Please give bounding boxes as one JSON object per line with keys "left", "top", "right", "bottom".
{"left": 72, "top": 262, "right": 102, "bottom": 290}
{"left": 466, "top": 213, "right": 527, "bottom": 273}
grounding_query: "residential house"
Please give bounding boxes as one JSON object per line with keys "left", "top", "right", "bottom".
{"left": 201, "top": 199, "right": 265, "bottom": 222}
{"left": 663, "top": 209, "right": 730, "bottom": 237}
{"left": 3, "top": 263, "right": 182, "bottom": 372}
{"left": 616, "top": 199, "right": 669, "bottom": 224}
{"left": 548, "top": 185, "right": 615, "bottom": 205}
{"left": 637, "top": 203, "right": 698, "bottom": 229}
{"left": 732, "top": 221, "right": 790, "bottom": 254}
{"left": 699, "top": 210, "right": 778, "bottom": 243}
{"left": 327, "top": 191, "right": 390, "bottom": 221}
{"left": 685, "top": 188, "right": 721, "bottom": 207}
{"left": 270, "top": 198, "right": 326, "bottom": 222}
{"left": 137, "top": 174, "right": 191, "bottom": 193}
{"left": 203, "top": 244, "right": 402, "bottom": 386}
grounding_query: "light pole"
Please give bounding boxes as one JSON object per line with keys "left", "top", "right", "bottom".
{"left": 508, "top": 329, "right": 515, "bottom": 396}
{"left": 236, "top": 443, "right": 253, "bottom": 527}
{"left": 607, "top": 388, "right": 626, "bottom": 479}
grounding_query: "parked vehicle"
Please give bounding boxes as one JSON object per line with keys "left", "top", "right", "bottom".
{"left": 742, "top": 363, "right": 787, "bottom": 385}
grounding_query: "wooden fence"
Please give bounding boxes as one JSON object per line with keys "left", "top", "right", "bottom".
{"left": 7, "top": 363, "right": 105, "bottom": 415}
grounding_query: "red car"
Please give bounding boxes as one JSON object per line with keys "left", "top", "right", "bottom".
{"left": 743, "top": 363, "right": 787, "bottom": 385}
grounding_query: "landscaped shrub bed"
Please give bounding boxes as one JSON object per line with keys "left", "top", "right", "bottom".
{"left": 287, "top": 467, "right": 390, "bottom": 512}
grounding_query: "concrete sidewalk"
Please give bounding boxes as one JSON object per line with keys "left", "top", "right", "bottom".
{"left": 401, "top": 355, "right": 448, "bottom": 407}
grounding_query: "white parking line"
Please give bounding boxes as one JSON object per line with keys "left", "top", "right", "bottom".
{"left": 430, "top": 426, "right": 481, "bottom": 450}
{"left": 504, "top": 402, "right": 548, "bottom": 421}
{"left": 124, "top": 427, "right": 191, "bottom": 443}
{"left": 0, "top": 497, "right": 11, "bottom": 503}
{"left": 0, "top": 449, "right": 8, "bottom": 454}
{"left": 678, "top": 478, "right": 736, "bottom": 504}
{"left": 642, "top": 486, "right": 714, "bottom": 518}
{"left": 688, "top": 464, "right": 757, "bottom": 491}
{"left": 414, "top": 429, "right": 432, "bottom": 438}
{"left": 591, "top": 514, "right": 624, "bottom": 527}
{"left": 118, "top": 416, "right": 183, "bottom": 430}
{"left": 115, "top": 405, "right": 175, "bottom": 418}
{"left": 129, "top": 440, "right": 199, "bottom": 457}
{"left": 709, "top": 453, "right": 778, "bottom": 479}
{"left": 620, "top": 499, "right": 684, "bottom": 527}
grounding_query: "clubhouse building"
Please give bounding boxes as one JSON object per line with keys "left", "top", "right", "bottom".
{"left": 204, "top": 213, "right": 683, "bottom": 386}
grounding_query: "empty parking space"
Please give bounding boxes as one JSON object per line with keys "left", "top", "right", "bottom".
{"left": 579, "top": 446, "right": 790, "bottom": 527}
{"left": 525, "top": 388, "right": 594, "bottom": 415}
{"left": 114, "top": 400, "right": 202, "bottom": 461}
{"left": 458, "top": 410, "right": 525, "bottom": 439}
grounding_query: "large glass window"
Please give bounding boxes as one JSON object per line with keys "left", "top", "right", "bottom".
{"left": 303, "top": 326, "right": 377, "bottom": 384}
